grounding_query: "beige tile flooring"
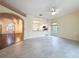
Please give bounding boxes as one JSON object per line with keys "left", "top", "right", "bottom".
{"left": 0, "top": 36, "right": 79, "bottom": 58}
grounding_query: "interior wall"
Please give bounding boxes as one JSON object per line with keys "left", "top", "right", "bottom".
{"left": 24, "top": 15, "right": 50, "bottom": 39}
{"left": 51, "top": 10, "right": 79, "bottom": 41}
{"left": 13, "top": 19, "right": 23, "bottom": 33}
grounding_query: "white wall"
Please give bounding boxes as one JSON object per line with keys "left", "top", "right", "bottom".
{"left": 51, "top": 11, "right": 79, "bottom": 41}
{"left": 24, "top": 15, "right": 50, "bottom": 39}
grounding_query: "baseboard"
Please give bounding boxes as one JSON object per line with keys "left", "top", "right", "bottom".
{"left": 57, "top": 36, "right": 79, "bottom": 42}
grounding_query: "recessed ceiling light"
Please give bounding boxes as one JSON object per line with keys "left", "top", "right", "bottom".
{"left": 39, "top": 14, "right": 42, "bottom": 16}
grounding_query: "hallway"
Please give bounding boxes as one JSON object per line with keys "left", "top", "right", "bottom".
{"left": 0, "top": 36, "right": 79, "bottom": 58}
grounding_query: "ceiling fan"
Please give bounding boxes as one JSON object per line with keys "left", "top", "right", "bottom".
{"left": 49, "top": 8, "right": 60, "bottom": 15}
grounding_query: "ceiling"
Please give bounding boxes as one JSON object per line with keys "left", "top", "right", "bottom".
{"left": 3, "top": 0, "right": 79, "bottom": 19}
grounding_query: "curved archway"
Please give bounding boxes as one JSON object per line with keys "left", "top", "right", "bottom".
{"left": 0, "top": 13, "right": 24, "bottom": 49}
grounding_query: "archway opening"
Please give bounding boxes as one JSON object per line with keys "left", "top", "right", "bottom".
{"left": 0, "top": 13, "right": 24, "bottom": 49}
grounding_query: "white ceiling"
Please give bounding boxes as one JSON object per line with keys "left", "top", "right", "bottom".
{"left": 3, "top": 0, "right": 79, "bottom": 19}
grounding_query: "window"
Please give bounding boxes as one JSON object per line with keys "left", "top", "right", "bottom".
{"left": 51, "top": 23, "right": 58, "bottom": 35}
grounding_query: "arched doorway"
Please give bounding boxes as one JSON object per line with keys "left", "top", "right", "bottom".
{"left": 0, "top": 13, "right": 24, "bottom": 49}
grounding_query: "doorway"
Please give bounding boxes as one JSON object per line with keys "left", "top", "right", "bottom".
{"left": 0, "top": 13, "right": 24, "bottom": 49}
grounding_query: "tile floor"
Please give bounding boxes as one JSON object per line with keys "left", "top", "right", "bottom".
{"left": 0, "top": 36, "right": 79, "bottom": 58}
